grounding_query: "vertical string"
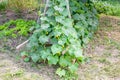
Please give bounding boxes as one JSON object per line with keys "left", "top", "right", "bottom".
{"left": 66, "top": 0, "right": 72, "bottom": 19}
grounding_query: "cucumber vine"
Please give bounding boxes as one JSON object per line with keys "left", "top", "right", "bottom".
{"left": 27, "top": 0, "right": 98, "bottom": 78}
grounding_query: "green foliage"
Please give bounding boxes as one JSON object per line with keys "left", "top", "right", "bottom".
{"left": 21, "top": 51, "right": 30, "bottom": 62}
{"left": 27, "top": 0, "right": 98, "bottom": 79}
{"left": 92, "top": 0, "right": 120, "bottom": 16}
{"left": 0, "top": 1, "right": 7, "bottom": 11}
{"left": 92, "top": 0, "right": 114, "bottom": 15}
{"left": 56, "top": 68, "right": 66, "bottom": 77}
{"left": 0, "top": 19, "right": 36, "bottom": 38}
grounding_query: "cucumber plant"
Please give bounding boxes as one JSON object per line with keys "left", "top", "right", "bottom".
{"left": 27, "top": 0, "right": 98, "bottom": 79}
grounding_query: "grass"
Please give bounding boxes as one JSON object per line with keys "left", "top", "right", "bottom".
{"left": 8, "top": 0, "right": 40, "bottom": 12}
{"left": 0, "top": 0, "right": 7, "bottom": 11}
{"left": 0, "top": 69, "right": 24, "bottom": 80}
{"left": 0, "top": 0, "right": 40, "bottom": 12}
{"left": 0, "top": 69, "right": 44, "bottom": 80}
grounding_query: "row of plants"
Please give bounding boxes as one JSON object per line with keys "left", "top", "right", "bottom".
{"left": 0, "top": 19, "right": 36, "bottom": 38}
{"left": 21, "top": 0, "right": 99, "bottom": 79}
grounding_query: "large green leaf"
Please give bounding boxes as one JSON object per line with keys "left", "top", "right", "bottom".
{"left": 73, "top": 14, "right": 80, "bottom": 20}
{"left": 61, "top": 18, "right": 73, "bottom": 27}
{"left": 58, "top": 35, "right": 67, "bottom": 45}
{"left": 61, "top": 9, "right": 68, "bottom": 17}
{"left": 41, "top": 49, "right": 51, "bottom": 60}
{"left": 56, "top": 68, "right": 66, "bottom": 77}
{"left": 31, "top": 53, "right": 40, "bottom": 63}
{"left": 47, "top": 55, "right": 59, "bottom": 65}
{"left": 51, "top": 44, "right": 62, "bottom": 55}
{"left": 59, "top": 56, "right": 71, "bottom": 67}
{"left": 54, "top": 6, "right": 64, "bottom": 12}
{"left": 59, "top": 0, "right": 67, "bottom": 6}
{"left": 41, "top": 24, "right": 50, "bottom": 30}
{"left": 83, "top": 37, "right": 89, "bottom": 44}
{"left": 46, "top": 8, "right": 54, "bottom": 16}
{"left": 74, "top": 48, "right": 83, "bottom": 57}
{"left": 39, "top": 35, "right": 49, "bottom": 44}
{"left": 68, "top": 45, "right": 83, "bottom": 57}
{"left": 55, "top": 16, "right": 65, "bottom": 23}
{"left": 68, "top": 63, "right": 79, "bottom": 73}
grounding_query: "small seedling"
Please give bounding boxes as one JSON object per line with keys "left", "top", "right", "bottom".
{"left": 21, "top": 51, "right": 30, "bottom": 62}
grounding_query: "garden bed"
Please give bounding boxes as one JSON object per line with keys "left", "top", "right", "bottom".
{"left": 0, "top": 14, "right": 120, "bottom": 80}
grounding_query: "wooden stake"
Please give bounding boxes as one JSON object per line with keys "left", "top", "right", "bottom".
{"left": 16, "top": 40, "right": 29, "bottom": 50}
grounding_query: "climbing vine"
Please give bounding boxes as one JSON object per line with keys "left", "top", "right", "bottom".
{"left": 26, "top": 0, "right": 98, "bottom": 78}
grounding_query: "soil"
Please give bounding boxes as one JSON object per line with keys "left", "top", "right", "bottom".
{"left": 0, "top": 10, "right": 38, "bottom": 25}
{"left": 78, "top": 15, "right": 120, "bottom": 80}
{"left": 0, "top": 10, "right": 120, "bottom": 80}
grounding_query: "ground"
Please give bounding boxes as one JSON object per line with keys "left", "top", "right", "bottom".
{"left": 78, "top": 15, "right": 120, "bottom": 80}
{"left": 0, "top": 13, "right": 120, "bottom": 80}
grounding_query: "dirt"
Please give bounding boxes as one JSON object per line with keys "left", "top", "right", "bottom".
{"left": 0, "top": 10, "right": 38, "bottom": 25}
{"left": 0, "top": 11, "right": 120, "bottom": 80}
{"left": 0, "top": 10, "right": 59, "bottom": 80}
{"left": 77, "top": 15, "right": 120, "bottom": 80}
{"left": 0, "top": 52, "right": 59, "bottom": 80}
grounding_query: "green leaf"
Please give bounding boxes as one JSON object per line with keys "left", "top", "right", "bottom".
{"left": 47, "top": 55, "right": 58, "bottom": 65}
{"left": 62, "top": 18, "right": 73, "bottom": 27}
{"left": 68, "top": 45, "right": 83, "bottom": 57}
{"left": 54, "top": 6, "right": 64, "bottom": 12}
{"left": 68, "top": 63, "right": 79, "bottom": 73}
{"left": 31, "top": 53, "right": 40, "bottom": 63}
{"left": 41, "top": 24, "right": 50, "bottom": 30}
{"left": 77, "top": 56, "right": 85, "bottom": 63}
{"left": 60, "top": 9, "right": 68, "bottom": 17}
{"left": 73, "top": 14, "right": 80, "bottom": 20}
{"left": 41, "top": 49, "right": 51, "bottom": 60}
{"left": 21, "top": 51, "right": 28, "bottom": 57}
{"left": 59, "top": 0, "right": 67, "bottom": 7}
{"left": 40, "top": 17, "right": 48, "bottom": 21}
{"left": 46, "top": 8, "right": 54, "bottom": 16}
{"left": 24, "top": 57, "right": 30, "bottom": 62}
{"left": 62, "top": 27, "right": 72, "bottom": 36}
{"left": 59, "top": 56, "right": 71, "bottom": 67}
{"left": 79, "top": 14, "right": 86, "bottom": 20}
{"left": 74, "top": 48, "right": 83, "bottom": 57}
{"left": 39, "top": 35, "right": 49, "bottom": 44}
{"left": 55, "top": 16, "right": 65, "bottom": 23}
{"left": 53, "top": 27, "right": 62, "bottom": 36}
{"left": 51, "top": 44, "right": 62, "bottom": 55}
{"left": 58, "top": 35, "right": 67, "bottom": 45}
{"left": 83, "top": 37, "right": 89, "bottom": 44}
{"left": 56, "top": 68, "right": 66, "bottom": 77}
